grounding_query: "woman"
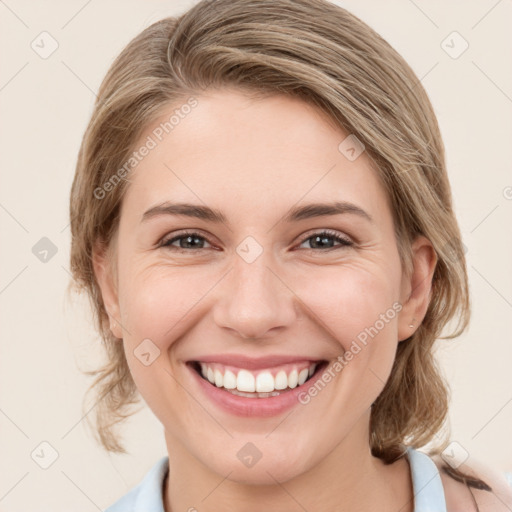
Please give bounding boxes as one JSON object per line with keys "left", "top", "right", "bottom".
{"left": 69, "top": 0, "right": 512, "bottom": 510}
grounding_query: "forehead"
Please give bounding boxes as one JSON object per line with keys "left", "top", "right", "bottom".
{"left": 122, "top": 88, "right": 390, "bottom": 223}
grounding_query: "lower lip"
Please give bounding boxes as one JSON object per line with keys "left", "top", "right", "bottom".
{"left": 188, "top": 362, "right": 328, "bottom": 417}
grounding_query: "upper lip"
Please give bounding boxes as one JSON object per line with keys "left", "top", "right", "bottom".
{"left": 188, "top": 354, "right": 326, "bottom": 370}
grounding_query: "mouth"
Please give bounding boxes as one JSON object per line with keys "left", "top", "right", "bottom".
{"left": 187, "top": 359, "right": 329, "bottom": 399}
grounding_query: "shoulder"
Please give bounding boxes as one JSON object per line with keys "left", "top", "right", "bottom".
{"left": 430, "top": 454, "right": 512, "bottom": 512}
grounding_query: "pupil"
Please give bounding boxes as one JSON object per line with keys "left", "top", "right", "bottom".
{"left": 182, "top": 235, "right": 202, "bottom": 249}
{"left": 312, "top": 235, "right": 333, "bottom": 249}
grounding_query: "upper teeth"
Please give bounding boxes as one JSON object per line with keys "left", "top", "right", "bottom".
{"left": 200, "top": 363, "right": 317, "bottom": 393}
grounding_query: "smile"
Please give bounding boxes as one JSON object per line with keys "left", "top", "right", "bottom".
{"left": 196, "top": 361, "right": 318, "bottom": 397}
{"left": 187, "top": 357, "right": 329, "bottom": 416}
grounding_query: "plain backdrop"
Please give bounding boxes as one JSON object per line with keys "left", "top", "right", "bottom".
{"left": 1, "top": 1, "right": 511, "bottom": 510}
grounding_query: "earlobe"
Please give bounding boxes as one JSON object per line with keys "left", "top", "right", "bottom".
{"left": 92, "top": 241, "right": 123, "bottom": 339}
{"left": 397, "top": 236, "right": 438, "bottom": 342}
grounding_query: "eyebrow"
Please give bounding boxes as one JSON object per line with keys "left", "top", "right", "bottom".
{"left": 141, "top": 201, "right": 373, "bottom": 224}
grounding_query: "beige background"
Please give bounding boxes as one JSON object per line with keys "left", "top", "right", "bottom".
{"left": 1, "top": 0, "right": 511, "bottom": 510}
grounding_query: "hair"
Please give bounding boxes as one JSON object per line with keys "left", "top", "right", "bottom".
{"left": 69, "top": 0, "right": 480, "bottom": 490}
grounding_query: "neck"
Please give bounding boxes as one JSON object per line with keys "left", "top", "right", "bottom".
{"left": 163, "top": 413, "right": 414, "bottom": 512}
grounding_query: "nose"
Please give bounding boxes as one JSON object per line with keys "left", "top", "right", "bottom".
{"left": 213, "top": 252, "right": 298, "bottom": 340}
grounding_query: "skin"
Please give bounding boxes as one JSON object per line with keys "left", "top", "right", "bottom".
{"left": 93, "top": 88, "right": 443, "bottom": 511}
{"left": 432, "top": 456, "right": 512, "bottom": 511}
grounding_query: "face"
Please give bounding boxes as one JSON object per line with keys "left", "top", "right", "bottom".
{"left": 95, "top": 88, "right": 435, "bottom": 484}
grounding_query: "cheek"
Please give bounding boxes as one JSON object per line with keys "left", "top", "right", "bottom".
{"left": 119, "top": 255, "right": 401, "bottom": 354}
{"left": 296, "top": 264, "right": 400, "bottom": 347}
{"left": 118, "top": 263, "right": 200, "bottom": 346}
{"left": 295, "top": 264, "right": 402, "bottom": 402}
{"left": 116, "top": 266, "right": 200, "bottom": 420}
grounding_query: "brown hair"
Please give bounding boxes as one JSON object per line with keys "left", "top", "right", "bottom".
{"left": 70, "top": 0, "right": 470, "bottom": 474}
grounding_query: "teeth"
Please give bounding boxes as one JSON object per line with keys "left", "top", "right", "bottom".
{"left": 198, "top": 362, "right": 319, "bottom": 394}
{"left": 214, "top": 369, "right": 223, "bottom": 388}
{"left": 223, "top": 370, "right": 237, "bottom": 389}
{"left": 228, "top": 389, "right": 283, "bottom": 398}
{"left": 274, "top": 370, "right": 288, "bottom": 390}
{"left": 237, "top": 369, "right": 255, "bottom": 392}
{"left": 256, "top": 371, "right": 275, "bottom": 392}
{"left": 288, "top": 369, "right": 298, "bottom": 389}
{"left": 298, "top": 368, "right": 309, "bottom": 385}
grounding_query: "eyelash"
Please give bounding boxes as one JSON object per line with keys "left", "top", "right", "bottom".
{"left": 159, "top": 229, "right": 354, "bottom": 252}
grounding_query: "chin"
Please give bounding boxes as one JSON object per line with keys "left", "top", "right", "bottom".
{"left": 195, "top": 437, "right": 317, "bottom": 486}
{"left": 224, "top": 460, "right": 308, "bottom": 486}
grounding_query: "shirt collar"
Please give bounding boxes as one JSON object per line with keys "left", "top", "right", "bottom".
{"left": 133, "top": 456, "right": 168, "bottom": 512}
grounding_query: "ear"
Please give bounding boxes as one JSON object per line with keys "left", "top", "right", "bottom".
{"left": 92, "top": 240, "right": 123, "bottom": 339}
{"left": 397, "top": 235, "right": 438, "bottom": 342}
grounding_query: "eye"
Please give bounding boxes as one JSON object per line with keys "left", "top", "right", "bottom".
{"left": 160, "top": 231, "right": 212, "bottom": 251}
{"left": 297, "top": 230, "right": 353, "bottom": 250}
{"left": 159, "top": 229, "right": 353, "bottom": 252}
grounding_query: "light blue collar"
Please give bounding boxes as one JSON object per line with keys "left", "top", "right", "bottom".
{"left": 407, "top": 446, "right": 447, "bottom": 512}
{"left": 107, "top": 448, "right": 447, "bottom": 511}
